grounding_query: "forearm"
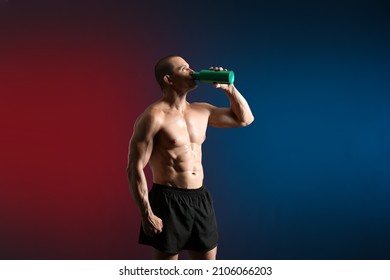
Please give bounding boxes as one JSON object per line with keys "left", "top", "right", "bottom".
{"left": 225, "top": 85, "right": 254, "bottom": 125}
{"left": 127, "top": 166, "right": 152, "bottom": 218}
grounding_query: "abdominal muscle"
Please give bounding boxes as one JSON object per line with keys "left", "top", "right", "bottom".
{"left": 149, "top": 142, "right": 204, "bottom": 189}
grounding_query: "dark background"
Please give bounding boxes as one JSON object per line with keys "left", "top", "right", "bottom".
{"left": 1, "top": 0, "right": 389, "bottom": 259}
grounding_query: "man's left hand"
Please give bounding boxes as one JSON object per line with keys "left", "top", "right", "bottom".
{"left": 209, "top": 66, "right": 235, "bottom": 92}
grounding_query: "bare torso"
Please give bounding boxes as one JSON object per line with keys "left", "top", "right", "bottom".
{"left": 148, "top": 101, "right": 209, "bottom": 189}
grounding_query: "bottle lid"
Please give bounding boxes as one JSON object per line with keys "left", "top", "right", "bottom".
{"left": 228, "top": 71, "right": 235, "bottom": 84}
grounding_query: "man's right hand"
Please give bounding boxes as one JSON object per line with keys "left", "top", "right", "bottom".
{"left": 142, "top": 214, "right": 163, "bottom": 237}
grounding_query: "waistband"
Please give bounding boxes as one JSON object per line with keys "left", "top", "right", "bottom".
{"left": 152, "top": 183, "right": 206, "bottom": 196}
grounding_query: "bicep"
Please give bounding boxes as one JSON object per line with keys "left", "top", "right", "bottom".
{"left": 128, "top": 136, "right": 153, "bottom": 170}
{"left": 127, "top": 113, "right": 160, "bottom": 170}
{"left": 208, "top": 106, "right": 244, "bottom": 128}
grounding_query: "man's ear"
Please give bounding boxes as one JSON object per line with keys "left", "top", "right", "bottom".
{"left": 163, "top": 75, "right": 173, "bottom": 86}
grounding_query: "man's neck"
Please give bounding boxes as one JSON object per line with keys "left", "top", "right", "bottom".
{"left": 162, "top": 89, "right": 189, "bottom": 112}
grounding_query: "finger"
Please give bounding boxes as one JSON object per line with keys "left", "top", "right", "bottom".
{"left": 155, "top": 221, "right": 163, "bottom": 234}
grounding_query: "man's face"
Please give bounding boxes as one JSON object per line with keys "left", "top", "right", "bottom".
{"left": 168, "top": 57, "right": 197, "bottom": 92}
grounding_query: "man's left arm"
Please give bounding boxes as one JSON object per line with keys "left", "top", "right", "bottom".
{"left": 205, "top": 69, "right": 254, "bottom": 128}
{"left": 219, "top": 83, "right": 254, "bottom": 126}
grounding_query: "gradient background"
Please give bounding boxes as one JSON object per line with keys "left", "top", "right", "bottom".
{"left": 1, "top": 0, "right": 389, "bottom": 259}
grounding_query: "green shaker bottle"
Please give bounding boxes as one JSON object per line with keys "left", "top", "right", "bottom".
{"left": 192, "top": 70, "right": 235, "bottom": 84}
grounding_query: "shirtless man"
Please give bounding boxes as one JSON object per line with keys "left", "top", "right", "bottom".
{"left": 127, "top": 55, "right": 254, "bottom": 260}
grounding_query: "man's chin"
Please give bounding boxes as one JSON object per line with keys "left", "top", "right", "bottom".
{"left": 188, "top": 83, "right": 198, "bottom": 92}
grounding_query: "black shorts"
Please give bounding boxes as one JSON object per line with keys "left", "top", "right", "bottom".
{"left": 139, "top": 183, "right": 218, "bottom": 254}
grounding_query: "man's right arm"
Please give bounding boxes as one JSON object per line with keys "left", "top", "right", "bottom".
{"left": 126, "top": 110, "right": 163, "bottom": 236}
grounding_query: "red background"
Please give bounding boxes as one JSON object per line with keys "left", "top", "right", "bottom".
{"left": 1, "top": 2, "right": 157, "bottom": 259}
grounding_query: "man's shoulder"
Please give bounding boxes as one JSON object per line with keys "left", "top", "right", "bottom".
{"left": 138, "top": 102, "right": 165, "bottom": 123}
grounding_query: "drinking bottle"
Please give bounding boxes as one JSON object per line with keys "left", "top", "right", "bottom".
{"left": 192, "top": 70, "right": 235, "bottom": 84}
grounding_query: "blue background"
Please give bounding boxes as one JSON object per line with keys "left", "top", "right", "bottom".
{"left": 1, "top": 0, "right": 389, "bottom": 259}
{"left": 164, "top": 0, "right": 390, "bottom": 259}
